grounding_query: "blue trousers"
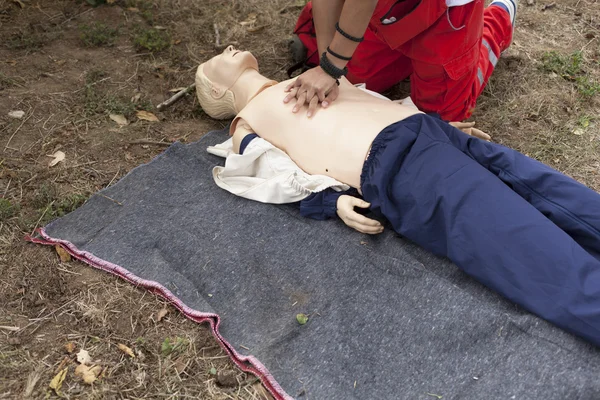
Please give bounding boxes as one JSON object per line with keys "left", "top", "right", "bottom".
{"left": 361, "top": 114, "right": 600, "bottom": 346}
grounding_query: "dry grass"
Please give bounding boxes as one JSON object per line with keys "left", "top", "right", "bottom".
{"left": 0, "top": 0, "right": 599, "bottom": 398}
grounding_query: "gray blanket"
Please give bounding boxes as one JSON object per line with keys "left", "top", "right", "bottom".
{"left": 35, "top": 130, "right": 600, "bottom": 399}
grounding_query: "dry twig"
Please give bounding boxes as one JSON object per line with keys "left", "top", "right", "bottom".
{"left": 156, "top": 84, "right": 196, "bottom": 110}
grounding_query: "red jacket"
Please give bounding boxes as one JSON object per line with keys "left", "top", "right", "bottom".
{"left": 370, "top": 0, "right": 449, "bottom": 49}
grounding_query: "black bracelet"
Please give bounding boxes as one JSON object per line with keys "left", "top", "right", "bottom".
{"left": 327, "top": 46, "right": 352, "bottom": 61}
{"left": 335, "top": 22, "right": 364, "bottom": 43}
{"left": 320, "top": 52, "right": 348, "bottom": 80}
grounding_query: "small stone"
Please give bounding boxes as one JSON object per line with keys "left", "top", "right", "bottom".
{"left": 216, "top": 370, "right": 238, "bottom": 387}
{"left": 8, "top": 110, "right": 25, "bottom": 119}
{"left": 8, "top": 337, "right": 21, "bottom": 345}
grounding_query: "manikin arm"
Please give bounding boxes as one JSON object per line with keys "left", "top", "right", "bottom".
{"left": 238, "top": 132, "right": 383, "bottom": 234}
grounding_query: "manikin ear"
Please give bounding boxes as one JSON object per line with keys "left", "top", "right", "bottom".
{"left": 210, "top": 84, "right": 226, "bottom": 99}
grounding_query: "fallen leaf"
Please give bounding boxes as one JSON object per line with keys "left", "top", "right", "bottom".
{"left": 6, "top": 60, "right": 17, "bottom": 66}
{"left": 239, "top": 13, "right": 258, "bottom": 26}
{"left": 153, "top": 25, "right": 167, "bottom": 30}
{"left": 74, "top": 363, "right": 88, "bottom": 376}
{"left": 127, "top": 7, "right": 139, "bottom": 12}
{"left": 55, "top": 245, "right": 71, "bottom": 262}
{"left": 131, "top": 93, "right": 141, "bottom": 103}
{"left": 168, "top": 87, "right": 187, "bottom": 93}
{"left": 136, "top": 110, "right": 159, "bottom": 122}
{"left": 157, "top": 308, "right": 169, "bottom": 321}
{"left": 48, "top": 151, "right": 65, "bottom": 167}
{"left": 573, "top": 128, "right": 585, "bottom": 136}
{"left": 64, "top": 342, "right": 76, "bottom": 353}
{"left": 296, "top": 313, "right": 309, "bottom": 325}
{"left": 49, "top": 367, "right": 68, "bottom": 394}
{"left": 118, "top": 343, "right": 135, "bottom": 358}
{"left": 12, "top": 0, "right": 25, "bottom": 8}
{"left": 174, "top": 357, "right": 187, "bottom": 373}
{"left": 174, "top": 39, "right": 182, "bottom": 45}
{"left": 75, "top": 364, "right": 102, "bottom": 384}
{"left": 8, "top": 110, "right": 25, "bottom": 119}
{"left": 77, "top": 349, "right": 92, "bottom": 365}
{"left": 109, "top": 114, "right": 128, "bottom": 126}
{"left": 209, "top": 367, "right": 217, "bottom": 375}
{"left": 247, "top": 25, "right": 266, "bottom": 33}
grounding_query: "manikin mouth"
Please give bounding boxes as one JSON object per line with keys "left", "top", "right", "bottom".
{"left": 232, "top": 51, "right": 240, "bottom": 57}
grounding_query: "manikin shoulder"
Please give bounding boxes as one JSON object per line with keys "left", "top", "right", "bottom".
{"left": 231, "top": 116, "right": 256, "bottom": 154}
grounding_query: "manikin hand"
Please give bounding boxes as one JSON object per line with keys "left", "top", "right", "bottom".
{"left": 336, "top": 195, "right": 383, "bottom": 235}
{"left": 283, "top": 66, "right": 340, "bottom": 118}
{"left": 449, "top": 121, "right": 491, "bottom": 141}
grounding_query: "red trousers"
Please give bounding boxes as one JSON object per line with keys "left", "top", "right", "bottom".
{"left": 294, "top": 0, "right": 513, "bottom": 121}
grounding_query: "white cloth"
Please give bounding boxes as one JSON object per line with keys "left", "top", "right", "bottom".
{"left": 207, "top": 137, "right": 349, "bottom": 204}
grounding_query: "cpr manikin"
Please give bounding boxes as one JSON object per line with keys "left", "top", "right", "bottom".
{"left": 197, "top": 46, "right": 487, "bottom": 233}
{"left": 195, "top": 47, "right": 600, "bottom": 349}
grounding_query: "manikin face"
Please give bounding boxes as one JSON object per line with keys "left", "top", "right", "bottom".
{"left": 202, "top": 46, "right": 259, "bottom": 96}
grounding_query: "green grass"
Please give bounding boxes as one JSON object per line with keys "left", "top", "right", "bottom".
{"left": 83, "top": 70, "right": 137, "bottom": 117}
{"left": 80, "top": 23, "right": 119, "bottom": 47}
{"left": 37, "top": 194, "right": 88, "bottom": 226}
{"left": 134, "top": 28, "right": 170, "bottom": 53}
{"left": 81, "top": 70, "right": 154, "bottom": 117}
{"left": 541, "top": 51, "right": 599, "bottom": 98}
{"left": 541, "top": 51, "right": 584, "bottom": 78}
{"left": 6, "top": 31, "right": 45, "bottom": 50}
{"left": 0, "top": 198, "right": 18, "bottom": 222}
{"left": 24, "top": 184, "right": 88, "bottom": 228}
{"left": 576, "top": 77, "right": 600, "bottom": 98}
{"left": 161, "top": 337, "right": 189, "bottom": 357}
{"left": 125, "top": 0, "right": 155, "bottom": 24}
{"left": 0, "top": 72, "right": 23, "bottom": 89}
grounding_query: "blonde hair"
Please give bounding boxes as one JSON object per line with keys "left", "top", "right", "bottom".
{"left": 195, "top": 63, "right": 237, "bottom": 120}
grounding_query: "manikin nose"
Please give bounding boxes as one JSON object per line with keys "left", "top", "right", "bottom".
{"left": 226, "top": 45, "right": 234, "bottom": 52}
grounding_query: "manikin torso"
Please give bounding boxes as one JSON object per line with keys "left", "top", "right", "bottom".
{"left": 231, "top": 77, "right": 421, "bottom": 188}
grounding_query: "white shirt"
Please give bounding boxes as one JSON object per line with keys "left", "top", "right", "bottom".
{"left": 207, "top": 136, "right": 350, "bottom": 204}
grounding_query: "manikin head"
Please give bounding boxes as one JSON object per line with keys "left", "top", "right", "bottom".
{"left": 196, "top": 46, "right": 261, "bottom": 119}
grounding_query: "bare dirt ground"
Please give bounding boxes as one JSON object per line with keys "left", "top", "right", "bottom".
{"left": 0, "top": 0, "right": 598, "bottom": 398}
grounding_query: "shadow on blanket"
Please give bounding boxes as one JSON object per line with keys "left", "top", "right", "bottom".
{"left": 28, "top": 130, "right": 600, "bottom": 400}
